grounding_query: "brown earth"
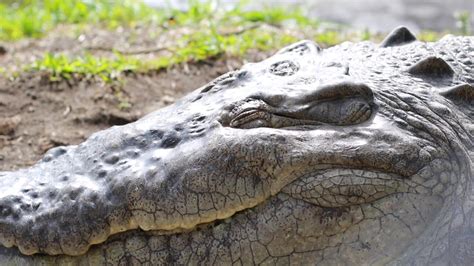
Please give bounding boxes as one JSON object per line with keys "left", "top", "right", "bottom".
{"left": 0, "top": 27, "right": 273, "bottom": 171}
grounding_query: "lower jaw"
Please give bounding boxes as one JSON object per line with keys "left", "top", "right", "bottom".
{"left": 1, "top": 191, "right": 443, "bottom": 265}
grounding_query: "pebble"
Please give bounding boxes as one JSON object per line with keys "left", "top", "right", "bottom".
{"left": 0, "top": 115, "right": 21, "bottom": 135}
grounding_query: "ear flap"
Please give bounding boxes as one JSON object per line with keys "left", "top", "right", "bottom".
{"left": 440, "top": 83, "right": 474, "bottom": 106}
{"left": 408, "top": 56, "right": 454, "bottom": 79}
{"left": 380, "top": 26, "right": 417, "bottom": 47}
{"left": 276, "top": 40, "right": 321, "bottom": 56}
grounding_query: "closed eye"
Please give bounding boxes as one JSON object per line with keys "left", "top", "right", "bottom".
{"left": 226, "top": 83, "right": 376, "bottom": 129}
{"left": 303, "top": 97, "right": 375, "bottom": 126}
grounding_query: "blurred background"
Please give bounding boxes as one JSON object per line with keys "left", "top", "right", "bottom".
{"left": 145, "top": 0, "right": 474, "bottom": 32}
{"left": 0, "top": 0, "right": 472, "bottom": 171}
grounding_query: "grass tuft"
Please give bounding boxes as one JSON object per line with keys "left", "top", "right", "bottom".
{"left": 455, "top": 11, "right": 471, "bottom": 35}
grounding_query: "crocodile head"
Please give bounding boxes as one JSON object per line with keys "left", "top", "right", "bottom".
{"left": 0, "top": 27, "right": 473, "bottom": 265}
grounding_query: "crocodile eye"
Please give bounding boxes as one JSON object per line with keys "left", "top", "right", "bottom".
{"left": 306, "top": 97, "right": 373, "bottom": 126}
{"left": 226, "top": 83, "right": 375, "bottom": 129}
{"left": 300, "top": 82, "right": 375, "bottom": 126}
{"left": 269, "top": 60, "right": 299, "bottom": 76}
{"left": 228, "top": 99, "right": 271, "bottom": 129}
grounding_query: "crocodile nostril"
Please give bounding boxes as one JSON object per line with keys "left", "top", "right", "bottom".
{"left": 269, "top": 60, "right": 299, "bottom": 76}
{"left": 344, "top": 66, "right": 350, "bottom": 76}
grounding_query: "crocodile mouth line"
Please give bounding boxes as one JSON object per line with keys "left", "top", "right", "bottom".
{"left": 136, "top": 167, "right": 412, "bottom": 235}
{"left": 102, "top": 168, "right": 415, "bottom": 249}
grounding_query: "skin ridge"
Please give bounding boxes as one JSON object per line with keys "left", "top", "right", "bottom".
{"left": 0, "top": 27, "right": 473, "bottom": 265}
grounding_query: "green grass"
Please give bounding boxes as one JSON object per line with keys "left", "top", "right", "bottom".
{"left": 29, "top": 27, "right": 301, "bottom": 82}
{"left": 418, "top": 31, "right": 442, "bottom": 42}
{"left": 0, "top": 0, "right": 320, "bottom": 41}
{"left": 9, "top": 0, "right": 322, "bottom": 82}
{"left": 30, "top": 53, "right": 142, "bottom": 82}
{"left": 0, "top": 0, "right": 165, "bottom": 40}
{"left": 2, "top": 0, "right": 466, "bottom": 83}
{"left": 2, "top": 0, "right": 323, "bottom": 82}
{"left": 455, "top": 11, "right": 471, "bottom": 35}
{"left": 224, "top": 1, "right": 315, "bottom": 26}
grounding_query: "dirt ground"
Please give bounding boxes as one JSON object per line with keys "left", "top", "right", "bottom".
{"left": 0, "top": 28, "right": 272, "bottom": 171}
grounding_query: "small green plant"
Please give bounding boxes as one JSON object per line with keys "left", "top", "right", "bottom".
{"left": 171, "top": 0, "right": 216, "bottom": 25}
{"left": 418, "top": 31, "right": 442, "bottom": 42}
{"left": 30, "top": 53, "right": 143, "bottom": 82}
{"left": 361, "top": 28, "right": 371, "bottom": 41}
{"left": 455, "top": 11, "right": 471, "bottom": 35}
{"left": 314, "top": 31, "right": 343, "bottom": 46}
{"left": 226, "top": 2, "right": 315, "bottom": 27}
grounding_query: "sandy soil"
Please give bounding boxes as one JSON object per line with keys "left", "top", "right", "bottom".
{"left": 0, "top": 27, "right": 271, "bottom": 171}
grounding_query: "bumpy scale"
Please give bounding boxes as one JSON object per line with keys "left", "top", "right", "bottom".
{"left": 0, "top": 26, "right": 473, "bottom": 265}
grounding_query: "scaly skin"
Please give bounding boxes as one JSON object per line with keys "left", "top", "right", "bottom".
{"left": 0, "top": 27, "right": 473, "bottom": 265}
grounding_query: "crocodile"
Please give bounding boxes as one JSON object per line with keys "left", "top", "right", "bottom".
{"left": 0, "top": 26, "right": 473, "bottom": 265}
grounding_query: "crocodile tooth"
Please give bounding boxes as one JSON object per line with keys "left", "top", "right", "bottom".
{"left": 380, "top": 26, "right": 417, "bottom": 47}
{"left": 440, "top": 83, "right": 474, "bottom": 105}
{"left": 407, "top": 56, "right": 454, "bottom": 79}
